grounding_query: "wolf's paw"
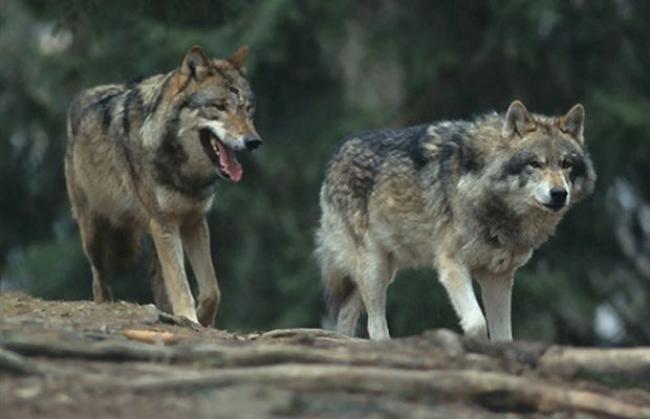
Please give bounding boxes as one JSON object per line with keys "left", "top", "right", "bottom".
{"left": 157, "top": 309, "right": 202, "bottom": 331}
{"left": 464, "top": 321, "right": 488, "bottom": 340}
{"left": 197, "top": 290, "right": 220, "bottom": 328}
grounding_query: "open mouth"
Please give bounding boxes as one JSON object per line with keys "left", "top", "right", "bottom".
{"left": 199, "top": 129, "right": 243, "bottom": 182}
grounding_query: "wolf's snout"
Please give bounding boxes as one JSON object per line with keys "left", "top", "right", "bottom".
{"left": 550, "top": 187, "right": 568, "bottom": 204}
{"left": 244, "top": 135, "right": 262, "bottom": 151}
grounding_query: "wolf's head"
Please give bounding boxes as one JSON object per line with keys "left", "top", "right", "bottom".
{"left": 168, "top": 45, "right": 261, "bottom": 183}
{"left": 495, "top": 100, "right": 596, "bottom": 216}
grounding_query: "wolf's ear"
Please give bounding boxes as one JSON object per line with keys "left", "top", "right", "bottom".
{"left": 502, "top": 100, "right": 535, "bottom": 138}
{"left": 228, "top": 46, "right": 249, "bottom": 70}
{"left": 180, "top": 45, "right": 211, "bottom": 82}
{"left": 559, "top": 104, "right": 585, "bottom": 144}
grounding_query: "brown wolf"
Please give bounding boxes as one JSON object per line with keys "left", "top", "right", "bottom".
{"left": 65, "top": 45, "right": 261, "bottom": 326}
{"left": 316, "top": 100, "right": 596, "bottom": 341}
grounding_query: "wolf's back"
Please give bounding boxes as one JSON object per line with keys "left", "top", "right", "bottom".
{"left": 321, "top": 125, "right": 431, "bottom": 218}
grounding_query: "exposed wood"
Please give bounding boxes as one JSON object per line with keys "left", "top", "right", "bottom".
{"left": 539, "top": 346, "right": 650, "bottom": 377}
{"left": 122, "top": 329, "right": 176, "bottom": 345}
{"left": 130, "top": 363, "right": 650, "bottom": 418}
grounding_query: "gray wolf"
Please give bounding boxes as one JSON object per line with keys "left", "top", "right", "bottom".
{"left": 65, "top": 45, "right": 261, "bottom": 326}
{"left": 316, "top": 100, "right": 596, "bottom": 341}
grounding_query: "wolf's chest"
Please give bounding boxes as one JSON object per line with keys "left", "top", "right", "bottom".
{"left": 154, "top": 186, "right": 214, "bottom": 216}
{"left": 462, "top": 239, "right": 532, "bottom": 276}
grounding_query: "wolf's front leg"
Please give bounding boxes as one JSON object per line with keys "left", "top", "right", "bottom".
{"left": 477, "top": 273, "right": 514, "bottom": 341}
{"left": 436, "top": 255, "right": 487, "bottom": 339}
{"left": 181, "top": 217, "right": 220, "bottom": 327}
{"left": 149, "top": 219, "right": 198, "bottom": 324}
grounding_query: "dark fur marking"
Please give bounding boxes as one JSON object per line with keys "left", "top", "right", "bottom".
{"left": 450, "top": 133, "right": 482, "bottom": 173}
{"left": 566, "top": 151, "right": 586, "bottom": 182}
{"left": 212, "top": 65, "right": 230, "bottom": 82}
{"left": 158, "top": 113, "right": 187, "bottom": 165}
{"left": 437, "top": 142, "right": 457, "bottom": 216}
{"left": 93, "top": 94, "right": 120, "bottom": 132}
{"left": 153, "top": 108, "right": 219, "bottom": 200}
{"left": 187, "top": 61, "right": 196, "bottom": 78}
{"left": 186, "top": 92, "right": 212, "bottom": 110}
{"left": 122, "top": 88, "right": 143, "bottom": 137}
{"left": 406, "top": 134, "right": 429, "bottom": 170}
{"left": 503, "top": 150, "right": 537, "bottom": 176}
{"left": 475, "top": 194, "right": 522, "bottom": 248}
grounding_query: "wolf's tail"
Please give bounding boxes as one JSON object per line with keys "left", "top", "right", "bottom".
{"left": 323, "top": 271, "right": 355, "bottom": 318}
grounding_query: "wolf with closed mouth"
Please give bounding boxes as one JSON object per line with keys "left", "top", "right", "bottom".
{"left": 65, "top": 45, "right": 261, "bottom": 326}
{"left": 316, "top": 100, "right": 596, "bottom": 341}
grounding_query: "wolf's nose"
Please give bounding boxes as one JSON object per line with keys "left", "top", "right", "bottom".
{"left": 244, "top": 136, "right": 262, "bottom": 151}
{"left": 550, "top": 187, "right": 568, "bottom": 205}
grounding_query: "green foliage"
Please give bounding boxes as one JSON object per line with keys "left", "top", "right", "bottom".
{"left": 1, "top": 0, "right": 648, "bottom": 345}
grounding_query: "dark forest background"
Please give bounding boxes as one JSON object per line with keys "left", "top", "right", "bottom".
{"left": 1, "top": 0, "right": 649, "bottom": 346}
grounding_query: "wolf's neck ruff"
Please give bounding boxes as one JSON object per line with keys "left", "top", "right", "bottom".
{"left": 472, "top": 189, "right": 564, "bottom": 251}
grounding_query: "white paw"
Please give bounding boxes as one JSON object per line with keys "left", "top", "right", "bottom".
{"left": 464, "top": 319, "right": 488, "bottom": 340}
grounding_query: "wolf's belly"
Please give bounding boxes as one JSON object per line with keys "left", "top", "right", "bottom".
{"left": 370, "top": 217, "right": 437, "bottom": 268}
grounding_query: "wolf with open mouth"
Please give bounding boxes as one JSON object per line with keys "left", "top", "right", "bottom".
{"left": 65, "top": 45, "right": 261, "bottom": 326}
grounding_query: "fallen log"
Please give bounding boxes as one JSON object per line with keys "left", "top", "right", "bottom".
{"left": 130, "top": 363, "right": 650, "bottom": 418}
{"left": 539, "top": 346, "right": 650, "bottom": 378}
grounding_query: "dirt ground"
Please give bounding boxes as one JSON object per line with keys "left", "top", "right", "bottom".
{"left": 1, "top": 292, "right": 649, "bottom": 419}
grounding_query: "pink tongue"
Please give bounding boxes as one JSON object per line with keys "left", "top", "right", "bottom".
{"left": 215, "top": 140, "right": 242, "bottom": 182}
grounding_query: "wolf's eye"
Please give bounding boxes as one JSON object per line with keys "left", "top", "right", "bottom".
{"left": 528, "top": 160, "right": 542, "bottom": 169}
{"left": 561, "top": 159, "right": 573, "bottom": 169}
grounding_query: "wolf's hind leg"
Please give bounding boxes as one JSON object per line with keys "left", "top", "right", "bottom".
{"left": 181, "top": 217, "right": 220, "bottom": 327}
{"left": 337, "top": 288, "right": 362, "bottom": 336}
{"left": 77, "top": 212, "right": 114, "bottom": 303}
{"left": 148, "top": 249, "right": 172, "bottom": 314}
{"left": 436, "top": 255, "right": 487, "bottom": 339}
{"left": 355, "top": 246, "right": 394, "bottom": 341}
